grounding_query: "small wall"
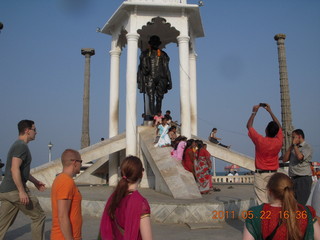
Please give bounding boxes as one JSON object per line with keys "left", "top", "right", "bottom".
{"left": 212, "top": 175, "right": 254, "bottom": 184}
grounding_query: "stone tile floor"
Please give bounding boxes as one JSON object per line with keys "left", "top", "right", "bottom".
{"left": 5, "top": 211, "right": 244, "bottom": 240}
{"left": 3, "top": 183, "right": 253, "bottom": 239}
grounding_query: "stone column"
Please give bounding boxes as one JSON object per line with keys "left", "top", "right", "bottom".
{"left": 108, "top": 41, "right": 121, "bottom": 186}
{"left": 81, "top": 48, "right": 95, "bottom": 149}
{"left": 177, "top": 35, "right": 191, "bottom": 139}
{"left": 189, "top": 50, "right": 198, "bottom": 136}
{"left": 109, "top": 47, "right": 121, "bottom": 137}
{"left": 125, "top": 33, "right": 140, "bottom": 156}
{"left": 274, "top": 34, "right": 294, "bottom": 155}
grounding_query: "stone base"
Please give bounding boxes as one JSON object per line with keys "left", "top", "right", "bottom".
{"left": 143, "top": 120, "right": 154, "bottom": 126}
{"left": 32, "top": 184, "right": 256, "bottom": 224}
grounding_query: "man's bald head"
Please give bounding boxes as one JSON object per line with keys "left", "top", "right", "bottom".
{"left": 61, "top": 149, "right": 81, "bottom": 167}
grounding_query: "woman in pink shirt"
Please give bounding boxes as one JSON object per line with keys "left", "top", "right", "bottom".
{"left": 172, "top": 136, "right": 187, "bottom": 162}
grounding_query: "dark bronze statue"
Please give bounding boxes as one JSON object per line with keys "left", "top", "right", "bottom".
{"left": 137, "top": 35, "right": 172, "bottom": 118}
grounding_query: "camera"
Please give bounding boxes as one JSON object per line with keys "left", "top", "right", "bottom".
{"left": 259, "top": 103, "right": 267, "bottom": 107}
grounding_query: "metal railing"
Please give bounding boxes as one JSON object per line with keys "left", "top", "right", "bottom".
{"left": 212, "top": 175, "right": 254, "bottom": 184}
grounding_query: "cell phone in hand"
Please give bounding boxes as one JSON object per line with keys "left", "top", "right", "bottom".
{"left": 259, "top": 103, "right": 267, "bottom": 107}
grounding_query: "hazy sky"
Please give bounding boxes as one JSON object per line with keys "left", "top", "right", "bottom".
{"left": 0, "top": 0, "right": 319, "bottom": 172}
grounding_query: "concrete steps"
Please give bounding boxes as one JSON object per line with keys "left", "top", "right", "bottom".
{"left": 139, "top": 126, "right": 202, "bottom": 199}
{"left": 75, "top": 156, "right": 109, "bottom": 185}
{"left": 197, "top": 136, "right": 255, "bottom": 171}
{"left": 28, "top": 133, "right": 126, "bottom": 188}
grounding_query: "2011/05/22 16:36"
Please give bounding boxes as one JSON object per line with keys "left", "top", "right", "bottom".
{"left": 212, "top": 211, "right": 236, "bottom": 219}
{"left": 241, "top": 210, "right": 308, "bottom": 220}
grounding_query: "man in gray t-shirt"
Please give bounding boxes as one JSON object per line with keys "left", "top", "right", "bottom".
{"left": 283, "top": 129, "right": 313, "bottom": 205}
{"left": 0, "top": 120, "right": 46, "bottom": 240}
{"left": 0, "top": 140, "right": 32, "bottom": 192}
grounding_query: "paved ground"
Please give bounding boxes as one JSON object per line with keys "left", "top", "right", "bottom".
{"left": 4, "top": 212, "right": 244, "bottom": 240}
{"left": 34, "top": 183, "right": 255, "bottom": 204}
{"left": 2, "top": 183, "right": 252, "bottom": 239}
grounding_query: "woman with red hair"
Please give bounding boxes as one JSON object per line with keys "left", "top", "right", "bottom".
{"left": 243, "top": 172, "right": 320, "bottom": 240}
{"left": 99, "top": 156, "right": 152, "bottom": 240}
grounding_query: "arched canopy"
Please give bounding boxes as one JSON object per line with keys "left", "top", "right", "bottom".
{"left": 137, "top": 17, "right": 180, "bottom": 50}
{"left": 100, "top": 1, "right": 204, "bottom": 45}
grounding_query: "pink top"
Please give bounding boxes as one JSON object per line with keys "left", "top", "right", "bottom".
{"left": 172, "top": 141, "right": 187, "bottom": 161}
{"left": 99, "top": 191, "right": 150, "bottom": 240}
{"left": 153, "top": 115, "right": 163, "bottom": 125}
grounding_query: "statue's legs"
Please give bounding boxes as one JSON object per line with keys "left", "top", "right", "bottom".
{"left": 155, "top": 77, "right": 165, "bottom": 115}
{"left": 146, "top": 78, "right": 156, "bottom": 116}
{"left": 143, "top": 94, "right": 153, "bottom": 121}
{"left": 148, "top": 93, "right": 156, "bottom": 116}
{"left": 155, "top": 96, "right": 163, "bottom": 115}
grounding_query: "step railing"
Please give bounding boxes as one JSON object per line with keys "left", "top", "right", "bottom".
{"left": 212, "top": 175, "right": 254, "bottom": 184}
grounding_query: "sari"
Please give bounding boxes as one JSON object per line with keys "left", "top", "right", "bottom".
{"left": 182, "top": 148, "right": 195, "bottom": 173}
{"left": 155, "top": 124, "right": 171, "bottom": 147}
{"left": 194, "top": 148, "right": 212, "bottom": 193}
{"left": 99, "top": 191, "right": 150, "bottom": 240}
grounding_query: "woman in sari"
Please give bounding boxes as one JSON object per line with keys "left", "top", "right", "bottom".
{"left": 182, "top": 139, "right": 196, "bottom": 176}
{"left": 155, "top": 118, "right": 171, "bottom": 147}
{"left": 99, "top": 156, "right": 153, "bottom": 240}
{"left": 243, "top": 172, "right": 320, "bottom": 240}
{"left": 194, "top": 141, "right": 213, "bottom": 194}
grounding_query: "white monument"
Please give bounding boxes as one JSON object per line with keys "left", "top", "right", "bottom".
{"left": 101, "top": 0, "right": 203, "bottom": 150}
{"left": 29, "top": 0, "right": 255, "bottom": 199}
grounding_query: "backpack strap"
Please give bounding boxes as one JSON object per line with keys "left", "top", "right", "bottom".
{"left": 265, "top": 219, "right": 282, "bottom": 240}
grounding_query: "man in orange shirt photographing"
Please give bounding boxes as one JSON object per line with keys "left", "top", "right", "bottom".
{"left": 247, "top": 103, "right": 283, "bottom": 204}
{"left": 51, "top": 149, "right": 83, "bottom": 240}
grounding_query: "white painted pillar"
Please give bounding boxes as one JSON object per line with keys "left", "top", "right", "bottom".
{"left": 109, "top": 48, "right": 121, "bottom": 137}
{"left": 189, "top": 50, "right": 197, "bottom": 136}
{"left": 125, "top": 33, "right": 140, "bottom": 156}
{"left": 108, "top": 40, "right": 121, "bottom": 186}
{"left": 177, "top": 35, "right": 191, "bottom": 138}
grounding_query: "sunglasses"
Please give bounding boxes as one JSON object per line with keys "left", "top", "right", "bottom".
{"left": 71, "top": 159, "right": 83, "bottom": 164}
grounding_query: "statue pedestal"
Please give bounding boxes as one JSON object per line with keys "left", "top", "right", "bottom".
{"left": 143, "top": 120, "right": 153, "bottom": 127}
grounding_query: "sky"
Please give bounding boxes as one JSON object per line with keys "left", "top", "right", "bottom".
{"left": 0, "top": 0, "right": 319, "bottom": 172}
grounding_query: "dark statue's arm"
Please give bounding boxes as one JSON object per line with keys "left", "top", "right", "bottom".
{"left": 163, "top": 52, "right": 172, "bottom": 90}
{"left": 137, "top": 52, "right": 150, "bottom": 93}
{"left": 140, "top": 52, "right": 150, "bottom": 75}
{"left": 137, "top": 64, "right": 143, "bottom": 92}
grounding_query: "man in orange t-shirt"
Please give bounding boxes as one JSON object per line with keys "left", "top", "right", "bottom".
{"left": 247, "top": 103, "right": 283, "bottom": 205}
{"left": 51, "top": 149, "right": 82, "bottom": 240}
